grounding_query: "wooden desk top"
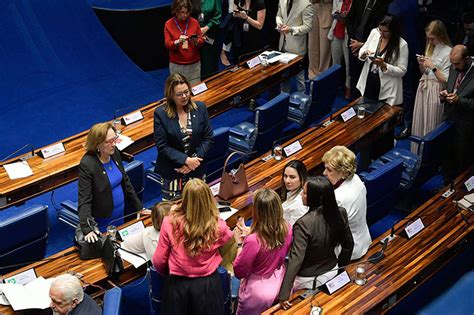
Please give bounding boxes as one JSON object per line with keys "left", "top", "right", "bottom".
{"left": 0, "top": 56, "right": 303, "bottom": 209}
{"left": 262, "top": 172, "right": 474, "bottom": 315}
{"left": 0, "top": 100, "right": 401, "bottom": 314}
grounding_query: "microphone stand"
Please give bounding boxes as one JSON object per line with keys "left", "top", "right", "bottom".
{"left": 0, "top": 143, "right": 35, "bottom": 166}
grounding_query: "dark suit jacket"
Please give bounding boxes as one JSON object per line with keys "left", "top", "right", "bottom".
{"left": 445, "top": 63, "right": 474, "bottom": 123}
{"left": 78, "top": 150, "right": 142, "bottom": 235}
{"left": 153, "top": 101, "right": 214, "bottom": 179}
{"left": 278, "top": 206, "right": 354, "bottom": 301}
{"left": 346, "top": 0, "right": 391, "bottom": 41}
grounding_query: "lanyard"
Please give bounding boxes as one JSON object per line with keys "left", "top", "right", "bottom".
{"left": 173, "top": 17, "right": 189, "bottom": 35}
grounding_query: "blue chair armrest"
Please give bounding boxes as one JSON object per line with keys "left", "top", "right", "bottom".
{"left": 103, "top": 287, "right": 122, "bottom": 315}
{"left": 229, "top": 122, "right": 256, "bottom": 140}
{"left": 60, "top": 200, "right": 78, "bottom": 213}
{"left": 407, "top": 135, "right": 423, "bottom": 143}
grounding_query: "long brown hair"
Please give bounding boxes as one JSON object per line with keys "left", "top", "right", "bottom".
{"left": 151, "top": 201, "right": 174, "bottom": 231}
{"left": 171, "top": 179, "right": 220, "bottom": 256}
{"left": 424, "top": 20, "right": 452, "bottom": 57}
{"left": 251, "top": 189, "right": 288, "bottom": 250}
{"left": 164, "top": 73, "right": 197, "bottom": 119}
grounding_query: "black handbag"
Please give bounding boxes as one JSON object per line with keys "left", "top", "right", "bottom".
{"left": 74, "top": 218, "right": 106, "bottom": 260}
{"left": 101, "top": 237, "right": 124, "bottom": 277}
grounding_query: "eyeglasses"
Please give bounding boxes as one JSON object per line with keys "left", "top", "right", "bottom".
{"left": 104, "top": 136, "right": 119, "bottom": 144}
{"left": 175, "top": 90, "right": 190, "bottom": 98}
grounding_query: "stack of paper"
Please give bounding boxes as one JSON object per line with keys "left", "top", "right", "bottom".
{"left": 0, "top": 277, "right": 53, "bottom": 311}
{"left": 118, "top": 249, "right": 148, "bottom": 268}
{"left": 115, "top": 134, "right": 134, "bottom": 151}
{"left": 3, "top": 161, "right": 33, "bottom": 180}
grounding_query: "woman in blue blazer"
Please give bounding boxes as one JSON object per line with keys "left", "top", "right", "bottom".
{"left": 153, "top": 73, "right": 214, "bottom": 200}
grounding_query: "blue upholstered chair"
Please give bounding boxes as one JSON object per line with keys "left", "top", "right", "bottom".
{"left": 58, "top": 159, "right": 144, "bottom": 228}
{"left": 0, "top": 204, "right": 49, "bottom": 274}
{"left": 206, "top": 127, "right": 231, "bottom": 182}
{"left": 229, "top": 93, "right": 289, "bottom": 156}
{"left": 103, "top": 287, "right": 122, "bottom": 315}
{"left": 285, "top": 64, "right": 342, "bottom": 131}
{"left": 368, "top": 121, "right": 453, "bottom": 189}
{"left": 359, "top": 158, "right": 404, "bottom": 226}
{"left": 147, "top": 266, "right": 231, "bottom": 315}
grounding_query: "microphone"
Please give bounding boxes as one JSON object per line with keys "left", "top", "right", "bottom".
{"left": 106, "top": 207, "right": 153, "bottom": 228}
{"left": 230, "top": 44, "right": 271, "bottom": 72}
{"left": 368, "top": 238, "right": 388, "bottom": 263}
{"left": 0, "top": 143, "right": 35, "bottom": 166}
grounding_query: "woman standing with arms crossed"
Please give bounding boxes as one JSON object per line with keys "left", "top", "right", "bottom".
{"left": 153, "top": 73, "right": 214, "bottom": 200}
{"left": 152, "top": 179, "right": 233, "bottom": 315}
{"left": 78, "top": 122, "right": 143, "bottom": 242}
{"left": 233, "top": 189, "right": 292, "bottom": 314}
{"left": 278, "top": 176, "right": 354, "bottom": 309}
{"left": 411, "top": 20, "right": 452, "bottom": 152}
{"left": 165, "top": 0, "right": 205, "bottom": 85}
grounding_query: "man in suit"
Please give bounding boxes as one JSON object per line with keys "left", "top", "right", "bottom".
{"left": 276, "top": 0, "right": 313, "bottom": 92}
{"left": 440, "top": 45, "right": 474, "bottom": 180}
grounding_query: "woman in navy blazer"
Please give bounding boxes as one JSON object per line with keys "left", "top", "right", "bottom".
{"left": 153, "top": 73, "right": 214, "bottom": 200}
{"left": 78, "top": 122, "right": 143, "bottom": 243}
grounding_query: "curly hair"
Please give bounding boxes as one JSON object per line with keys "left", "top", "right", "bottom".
{"left": 321, "top": 146, "right": 357, "bottom": 179}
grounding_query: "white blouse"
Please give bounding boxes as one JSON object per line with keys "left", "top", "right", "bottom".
{"left": 282, "top": 190, "right": 309, "bottom": 227}
{"left": 121, "top": 226, "right": 160, "bottom": 261}
{"left": 424, "top": 43, "right": 451, "bottom": 80}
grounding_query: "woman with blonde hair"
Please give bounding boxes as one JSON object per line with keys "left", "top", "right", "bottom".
{"left": 152, "top": 178, "right": 232, "bottom": 315}
{"left": 411, "top": 20, "right": 452, "bottom": 152}
{"left": 233, "top": 189, "right": 292, "bottom": 315}
{"left": 322, "top": 145, "right": 371, "bottom": 260}
{"left": 153, "top": 73, "right": 214, "bottom": 200}
{"left": 78, "top": 122, "right": 143, "bottom": 243}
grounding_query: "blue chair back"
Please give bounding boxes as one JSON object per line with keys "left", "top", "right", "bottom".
{"left": 124, "top": 159, "right": 144, "bottom": 220}
{"left": 306, "top": 64, "right": 342, "bottom": 125}
{"left": 103, "top": 287, "right": 122, "bottom": 315}
{"left": 414, "top": 121, "right": 453, "bottom": 186}
{"left": 148, "top": 266, "right": 166, "bottom": 315}
{"left": 206, "top": 127, "right": 230, "bottom": 182}
{"left": 218, "top": 266, "right": 231, "bottom": 315}
{"left": 0, "top": 204, "right": 49, "bottom": 274}
{"left": 253, "top": 92, "right": 289, "bottom": 154}
{"left": 360, "top": 159, "right": 403, "bottom": 225}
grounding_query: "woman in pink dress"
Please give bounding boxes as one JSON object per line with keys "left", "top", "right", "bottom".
{"left": 232, "top": 189, "right": 293, "bottom": 315}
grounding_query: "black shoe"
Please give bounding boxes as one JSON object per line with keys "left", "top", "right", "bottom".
{"left": 395, "top": 128, "right": 410, "bottom": 140}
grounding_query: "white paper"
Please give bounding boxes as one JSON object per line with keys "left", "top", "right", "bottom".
{"left": 115, "top": 134, "right": 134, "bottom": 151}
{"left": 3, "top": 268, "right": 37, "bottom": 285}
{"left": 1, "top": 277, "right": 52, "bottom": 311}
{"left": 118, "top": 249, "right": 148, "bottom": 268}
{"left": 118, "top": 221, "right": 145, "bottom": 241}
{"left": 218, "top": 206, "right": 238, "bottom": 221}
{"left": 4, "top": 161, "right": 33, "bottom": 179}
{"left": 278, "top": 53, "right": 298, "bottom": 64}
{"left": 0, "top": 292, "right": 9, "bottom": 306}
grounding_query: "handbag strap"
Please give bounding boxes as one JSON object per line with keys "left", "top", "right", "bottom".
{"left": 223, "top": 151, "right": 244, "bottom": 172}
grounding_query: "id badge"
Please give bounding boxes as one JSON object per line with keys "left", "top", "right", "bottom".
{"left": 182, "top": 40, "right": 188, "bottom": 50}
{"left": 243, "top": 21, "right": 249, "bottom": 32}
{"left": 198, "top": 12, "right": 204, "bottom": 23}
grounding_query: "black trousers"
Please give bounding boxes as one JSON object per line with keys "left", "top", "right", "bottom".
{"left": 161, "top": 270, "right": 224, "bottom": 315}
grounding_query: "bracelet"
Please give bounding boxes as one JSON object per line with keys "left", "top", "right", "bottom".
{"left": 237, "top": 242, "right": 243, "bottom": 248}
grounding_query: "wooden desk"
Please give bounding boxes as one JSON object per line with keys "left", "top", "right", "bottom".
{"left": 0, "top": 101, "right": 401, "bottom": 314}
{"left": 0, "top": 56, "right": 303, "bottom": 209}
{"left": 262, "top": 172, "right": 474, "bottom": 315}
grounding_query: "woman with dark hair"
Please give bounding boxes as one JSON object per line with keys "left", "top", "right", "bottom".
{"left": 280, "top": 160, "right": 309, "bottom": 226}
{"left": 232, "top": 189, "right": 292, "bottom": 315}
{"left": 165, "top": 0, "right": 205, "bottom": 85}
{"left": 78, "top": 122, "right": 143, "bottom": 243}
{"left": 278, "top": 176, "right": 354, "bottom": 309}
{"left": 153, "top": 73, "right": 214, "bottom": 200}
{"left": 357, "top": 14, "right": 409, "bottom": 106}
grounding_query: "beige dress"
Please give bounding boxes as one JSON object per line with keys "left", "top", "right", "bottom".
{"left": 411, "top": 44, "right": 451, "bottom": 153}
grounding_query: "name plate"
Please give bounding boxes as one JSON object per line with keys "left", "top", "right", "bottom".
{"left": 192, "top": 82, "right": 208, "bottom": 96}
{"left": 246, "top": 56, "right": 261, "bottom": 69}
{"left": 341, "top": 107, "right": 356, "bottom": 122}
{"left": 325, "top": 270, "right": 350, "bottom": 294}
{"left": 405, "top": 218, "right": 425, "bottom": 239}
{"left": 39, "top": 142, "right": 65, "bottom": 159}
{"left": 122, "top": 111, "right": 144, "bottom": 126}
{"left": 464, "top": 176, "right": 474, "bottom": 191}
{"left": 283, "top": 140, "right": 303, "bottom": 157}
{"left": 210, "top": 182, "right": 220, "bottom": 196}
{"left": 3, "top": 268, "right": 37, "bottom": 285}
{"left": 118, "top": 221, "right": 145, "bottom": 241}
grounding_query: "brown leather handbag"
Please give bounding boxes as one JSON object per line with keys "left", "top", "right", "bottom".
{"left": 218, "top": 152, "right": 249, "bottom": 200}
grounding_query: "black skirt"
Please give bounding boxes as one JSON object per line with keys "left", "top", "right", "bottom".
{"left": 161, "top": 269, "right": 225, "bottom": 315}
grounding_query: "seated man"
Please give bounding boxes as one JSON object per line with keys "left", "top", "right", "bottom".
{"left": 49, "top": 274, "right": 101, "bottom": 315}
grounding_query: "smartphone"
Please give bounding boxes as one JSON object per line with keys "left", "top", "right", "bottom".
{"left": 218, "top": 200, "right": 231, "bottom": 206}
{"left": 219, "top": 206, "right": 231, "bottom": 213}
{"left": 368, "top": 55, "right": 376, "bottom": 60}
{"left": 190, "top": 34, "right": 198, "bottom": 39}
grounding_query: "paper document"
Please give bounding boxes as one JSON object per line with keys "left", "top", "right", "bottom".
{"left": 0, "top": 277, "right": 52, "bottom": 311}
{"left": 118, "top": 249, "right": 148, "bottom": 268}
{"left": 219, "top": 206, "right": 239, "bottom": 221}
{"left": 3, "top": 161, "right": 33, "bottom": 179}
{"left": 279, "top": 53, "right": 298, "bottom": 64}
{"left": 0, "top": 287, "right": 9, "bottom": 306}
{"left": 115, "top": 134, "right": 134, "bottom": 151}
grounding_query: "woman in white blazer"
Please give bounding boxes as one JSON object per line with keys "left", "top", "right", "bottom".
{"left": 322, "top": 146, "right": 371, "bottom": 260}
{"left": 357, "top": 14, "right": 409, "bottom": 106}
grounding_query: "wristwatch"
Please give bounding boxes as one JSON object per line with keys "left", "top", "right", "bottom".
{"left": 432, "top": 67, "right": 437, "bottom": 73}
{"left": 237, "top": 242, "right": 243, "bottom": 248}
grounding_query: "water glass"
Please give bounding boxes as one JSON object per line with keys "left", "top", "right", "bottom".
{"left": 354, "top": 263, "right": 367, "bottom": 285}
{"left": 260, "top": 54, "right": 269, "bottom": 67}
{"left": 273, "top": 145, "right": 283, "bottom": 161}
{"left": 107, "top": 225, "right": 117, "bottom": 240}
{"left": 357, "top": 105, "right": 366, "bottom": 119}
{"left": 113, "top": 119, "right": 122, "bottom": 134}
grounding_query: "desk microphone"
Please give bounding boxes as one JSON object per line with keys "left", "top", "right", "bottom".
{"left": 0, "top": 143, "right": 35, "bottom": 166}
{"left": 368, "top": 238, "right": 389, "bottom": 263}
{"left": 230, "top": 44, "right": 271, "bottom": 72}
{"left": 106, "top": 206, "right": 155, "bottom": 228}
